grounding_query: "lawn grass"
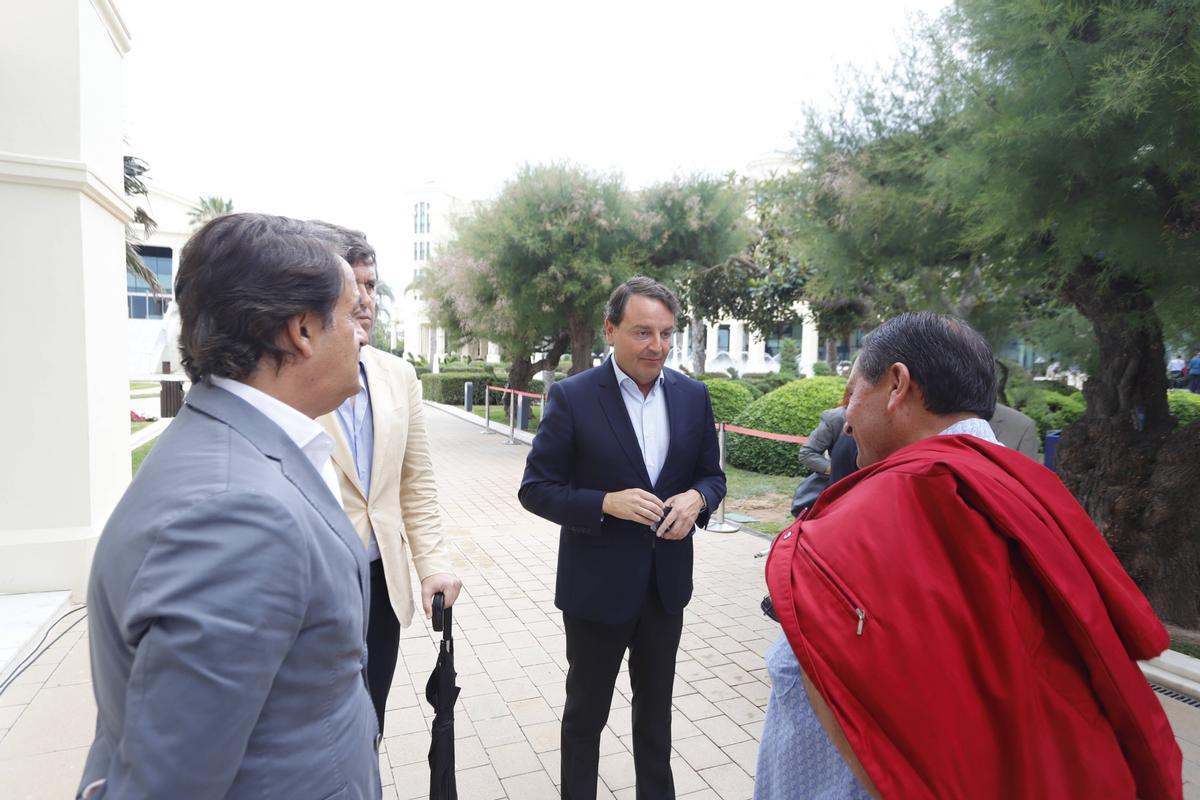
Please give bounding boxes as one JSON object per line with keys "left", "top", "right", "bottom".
{"left": 1170, "top": 634, "right": 1200, "bottom": 660}
{"left": 471, "top": 404, "right": 541, "bottom": 431}
{"left": 722, "top": 465, "right": 796, "bottom": 537}
{"left": 132, "top": 440, "right": 155, "bottom": 476}
{"left": 130, "top": 381, "right": 160, "bottom": 391}
{"left": 131, "top": 420, "right": 152, "bottom": 434}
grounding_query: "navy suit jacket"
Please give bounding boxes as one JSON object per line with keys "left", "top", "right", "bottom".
{"left": 519, "top": 359, "right": 726, "bottom": 625}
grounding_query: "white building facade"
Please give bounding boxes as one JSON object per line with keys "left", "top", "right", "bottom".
{"left": 126, "top": 186, "right": 194, "bottom": 375}
{"left": 399, "top": 183, "right": 498, "bottom": 363}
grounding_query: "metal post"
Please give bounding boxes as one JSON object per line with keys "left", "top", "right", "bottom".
{"left": 706, "top": 421, "right": 739, "bottom": 532}
{"left": 463, "top": 381, "right": 474, "bottom": 413}
{"left": 502, "top": 390, "right": 519, "bottom": 445}
{"left": 479, "top": 386, "right": 495, "bottom": 434}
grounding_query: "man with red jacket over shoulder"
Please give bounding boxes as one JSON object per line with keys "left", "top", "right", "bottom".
{"left": 760, "top": 312, "right": 1182, "bottom": 800}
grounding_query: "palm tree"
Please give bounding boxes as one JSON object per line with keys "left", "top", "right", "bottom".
{"left": 372, "top": 279, "right": 396, "bottom": 350}
{"left": 188, "top": 195, "right": 235, "bottom": 229}
{"left": 124, "top": 155, "right": 161, "bottom": 293}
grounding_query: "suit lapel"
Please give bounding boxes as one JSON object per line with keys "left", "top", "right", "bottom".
{"left": 362, "top": 350, "right": 393, "bottom": 504}
{"left": 318, "top": 410, "right": 365, "bottom": 500}
{"left": 186, "top": 382, "right": 370, "bottom": 628}
{"left": 597, "top": 359, "right": 653, "bottom": 489}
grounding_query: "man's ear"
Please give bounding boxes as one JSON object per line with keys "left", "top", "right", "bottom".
{"left": 284, "top": 313, "right": 316, "bottom": 359}
{"left": 603, "top": 319, "right": 615, "bottom": 345}
{"left": 886, "top": 363, "right": 913, "bottom": 413}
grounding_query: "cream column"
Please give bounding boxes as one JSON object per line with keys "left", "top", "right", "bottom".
{"left": 798, "top": 301, "right": 820, "bottom": 376}
{"left": 0, "top": 0, "right": 133, "bottom": 598}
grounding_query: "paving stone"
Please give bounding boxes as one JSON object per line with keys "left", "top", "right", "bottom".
{"left": 486, "top": 739, "right": 542, "bottom": 778}
{"left": 673, "top": 733, "right": 731, "bottom": 770}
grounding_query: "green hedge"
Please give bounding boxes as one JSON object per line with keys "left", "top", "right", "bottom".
{"left": 810, "top": 361, "right": 833, "bottom": 376}
{"left": 701, "top": 378, "right": 754, "bottom": 423}
{"left": 1017, "top": 387, "right": 1085, "bottom": 440}
{"left": 1169, "top": 389, "right": 1200, "bottom": 427}
{"left": 741, "top": 373, "right": 792, "bottom": 399}
{"left": 420, "top": 372, "right": 487, "bottom": 405}
{"left": 727, "top": 376, "right": 847, "bottom": 476}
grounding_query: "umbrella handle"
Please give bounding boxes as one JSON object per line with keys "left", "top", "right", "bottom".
{"left": 432, "top": 591, "right": 448, "bottom": 635}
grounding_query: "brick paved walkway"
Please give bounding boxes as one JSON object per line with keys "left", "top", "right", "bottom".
{"left": 0, "top": 405, "right": 1197, "bottom": 798}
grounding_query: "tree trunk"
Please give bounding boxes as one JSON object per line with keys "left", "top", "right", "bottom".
{"left": 995, "top": 360, "right": 1010, "bottom": 405}
{"left": 822, "top": 330, "right": 840, "bottom": 369}
{"left": 566, "top": 315, "right": 596, "bottom": 376}
{"left": 690, "top": 312, "right": 707, "bottom": 374}
{"left": 1055, "top": 259, "right": 1200, "bottom": 627}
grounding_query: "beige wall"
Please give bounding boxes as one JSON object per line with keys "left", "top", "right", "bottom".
{"left": 0, "top": 0, "right": 132, "bottom": 597}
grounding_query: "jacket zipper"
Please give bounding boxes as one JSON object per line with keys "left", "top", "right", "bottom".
{"left": 798, "top": 540, "right": 868, "bottom": 636}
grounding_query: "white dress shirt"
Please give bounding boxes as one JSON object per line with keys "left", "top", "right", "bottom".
{"left": 611, "top": 358, "right": 670, "bottom": 486}
{"left": 209, "top": 376, "right": 345, "bottom": 509}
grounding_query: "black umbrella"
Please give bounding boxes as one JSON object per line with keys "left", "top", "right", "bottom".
{"left": 425, "top": 591, "right": 459, "bottom": 800}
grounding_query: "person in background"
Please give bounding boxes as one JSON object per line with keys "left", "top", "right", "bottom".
{"left": 1167, "top": 352, "right": 1186, "bottom": 388}
{"left": 312, "top": 222, "right": 461, "bottom": 736}
{"left": 79, "top": 214, "right": 380, "bottom": 800}
{"left": 1189, "top": 351, "right": 1200, "bottom": 393}
{"left": 791, "top": 398, "right": 858, "bottom": 517}
{"left": 756, "top": 312, "right": 1181, "bottom": 800}
{"left": 987, "top": 402, "right": 1039, "bottom": 460}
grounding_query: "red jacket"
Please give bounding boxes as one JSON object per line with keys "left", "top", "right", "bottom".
{"left": 765, "top": 435, "right": 1181, "bottom": 799}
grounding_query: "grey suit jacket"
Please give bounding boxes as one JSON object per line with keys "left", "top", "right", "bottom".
{"left": 988, "top": 403, "right": 1039, "bottom": 460}
{"left": 79, "top": 382, "right": 381, "bottom": 800}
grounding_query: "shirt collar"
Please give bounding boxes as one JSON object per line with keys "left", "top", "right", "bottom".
{"left": 209, "top": 375, "right": 331, "bottom": 456}
{"left": 938, "top": 416, "right": 1001, "bottom": 445}
{"left": 610, "top": 356, "right": 665, "bottom": 393}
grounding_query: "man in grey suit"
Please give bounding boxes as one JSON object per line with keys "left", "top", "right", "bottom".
{"left": 988, "top": 402, "right": 1040, "bottom": 460}
{"left": 79, "top": 214, "right": 380, "bottom": 799}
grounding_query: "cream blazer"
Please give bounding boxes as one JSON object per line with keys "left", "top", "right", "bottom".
{"left": 318, "top": 345, "right": 452, "bottom": 627}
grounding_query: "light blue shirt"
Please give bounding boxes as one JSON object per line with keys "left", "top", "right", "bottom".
{"left": 335, "top": 362, "right": 379, "bottom": 561}
{"left": 755, "top": 418, "right": 1002, "bottom": 799}
{"left": 611, "top": 358, "right": 670, "bottom": 486}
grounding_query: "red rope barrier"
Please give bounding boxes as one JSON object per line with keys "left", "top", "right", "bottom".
{"left": 486, "top": 385, "right": 545, "bottom": 401}
{"left": 722, "top": 424, "right": 808, "bottom": 445}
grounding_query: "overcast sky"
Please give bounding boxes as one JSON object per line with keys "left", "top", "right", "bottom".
{"left": 119, "top": 0, "right": 949, "bottom": 286}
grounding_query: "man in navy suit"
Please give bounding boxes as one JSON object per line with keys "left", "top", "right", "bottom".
{"left": 519, "top": 277, "right": 726, "bottom": 800}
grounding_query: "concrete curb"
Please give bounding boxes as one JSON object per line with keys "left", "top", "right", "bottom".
{"left": 1142, "top": 650, "right": 1200, "bottom": 702}
{"left": 424, "top": 400, "right": 535, "bottom": 445}
{"left": 131, "top": 417, "right": 172, "bottom": 451}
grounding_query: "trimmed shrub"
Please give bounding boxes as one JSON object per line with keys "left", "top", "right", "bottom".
{"left": 1169, "top": 389, "right": 1200, "bottom": 428}
{"left": 779, "top": 339, "right": 799, "bottom": 377}
{"left": 1017, "top": 387, "right": 1085, "bottom": 440}
{"left": 742, "top": 372, "right": 792, "bottom": 396}
{"left": 420, "top": 372, "right": 486, "bottom": 406}
{"left": 727, "top": 376, "right": 847, "bottom": 476}
{"left": 810, "top": 361, "right": 833, "bottom": 377}
{"left": 701, "top": 379, "right": 754, "bottom": 423}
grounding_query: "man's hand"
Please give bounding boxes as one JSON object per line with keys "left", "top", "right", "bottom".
{"left": 656, "top": 489, "right": 705, "bottom": 541}
{"left": 420, "top": 572, "right": 463, "bottom": 619}
{"left": 602, "top": 489, "right": 664, "bottom": 527}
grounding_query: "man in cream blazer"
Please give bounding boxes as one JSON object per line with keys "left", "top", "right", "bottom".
{"left": 315, "top": 223, "right": 461, "bottom": 734}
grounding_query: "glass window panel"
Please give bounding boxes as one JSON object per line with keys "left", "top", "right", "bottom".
{"left": 130, "top": 295, "right": 148, "bottom": 319}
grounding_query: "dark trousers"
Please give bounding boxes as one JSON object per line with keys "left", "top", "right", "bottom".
{"left": 366, "top": 558, "right": 401, "bottom": 736}
{"left": 561, "top": 582, "right": 684, "bottom": 800}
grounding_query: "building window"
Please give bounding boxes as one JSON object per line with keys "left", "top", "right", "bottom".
{"left": 765, "top": 322, "right": 801, "bottom": 357}
{"left": 413, "top": 202, "right": 431, "bottom": 234}
{"left": 127, "top": 245, "right": 173, "bottom": 319}
{"left": 717, "top": 324, "right": 730, "bottom": 354}
{"left": 740, "top": 326, "right": 750, "bottom": 355}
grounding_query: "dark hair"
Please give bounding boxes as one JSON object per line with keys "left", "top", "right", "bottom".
{"left": 308, "top": 219, "right": 376, "bottom": 268}
{"left": 176, "top": 213, "right": 346, "bottom": 382}
{"left": 857, "top": 312, "right": 997, "bottom": 419}
{"left": 605, "top": 276, "right": 680, "bottom": 326}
